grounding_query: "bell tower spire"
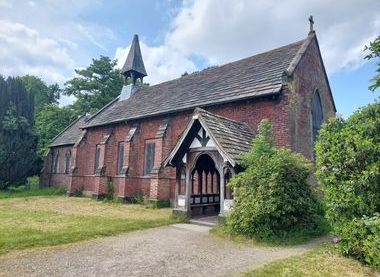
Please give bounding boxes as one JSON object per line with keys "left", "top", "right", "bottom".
{"left": 121, "top": 34, "right": 147, "bottom": 84}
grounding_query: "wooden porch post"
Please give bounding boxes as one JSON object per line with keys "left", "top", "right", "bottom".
{"left": 219, "top": 165, "right": 225, "bottom": 217}
{"left": 185, "top": 163, "right": 191, "bottom": 215}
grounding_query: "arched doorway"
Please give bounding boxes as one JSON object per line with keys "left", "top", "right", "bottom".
{"left": 190, "top": 154, "right": 220, "bottom": 216}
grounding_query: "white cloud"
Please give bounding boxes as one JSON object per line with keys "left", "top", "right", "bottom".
{"left": 0, "top": 20, "right": 75, "bottom": 83}
{"left": 114, "top": 0, "right": 379, "bottom": 86}
{"left": 164, "top": 0, "right": 380, "bottom": 75}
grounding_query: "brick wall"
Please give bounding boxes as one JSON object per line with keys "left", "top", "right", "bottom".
{"left": 40, "top": 145, "right": 72, "bottom": 188}
{"left": 287, "top": 37, "right": 336, "bottom": 159}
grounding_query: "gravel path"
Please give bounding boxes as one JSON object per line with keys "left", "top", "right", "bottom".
{"left": 0, "top": 224, "right": 328, "bottom": 277}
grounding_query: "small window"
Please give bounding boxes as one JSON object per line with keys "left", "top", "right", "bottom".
{"left": 53, "top": 151, "right": 59, "bottom": 173}
{"left": 117, "top": 142, "right": 124, "bottom": 175}
{"left": 65, "top": 151, "right": 71, "bottom": 174}
{"left": 94, "top": 145, "right": 101, "bottom": 173}
{"left": 144, "top": 142, "right": 155, "bottom": 175}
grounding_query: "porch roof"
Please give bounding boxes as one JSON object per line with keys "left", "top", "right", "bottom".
{"left": 164, "top": 108, "right": 255, "bottom": 167}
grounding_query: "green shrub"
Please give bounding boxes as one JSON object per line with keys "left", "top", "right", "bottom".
{"left": 131, "top": 193, "right": 144, "bottom": 204}
{"left": 227, "top": 120, "right": 325, "bottom": 242}
{"left": 106, "top": 177, "right": 114, "bottom": 200}
{"left": 316, "top": 101, "right": 380, "bottom": 268}
{"left": 73, "top": 186, "right": 84, "bottom": 197}
{"left": 337, "top": 214, "right": 380, "bottom": 268}
{"left": 8, "top": 185, "right": 26, "bottom": 193}
{"left": 26, "top": 175, "right": 40, "bottom": 190}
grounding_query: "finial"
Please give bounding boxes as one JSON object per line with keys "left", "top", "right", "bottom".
{"left": 309, "top": 15, "right": 314, "bottom": 34}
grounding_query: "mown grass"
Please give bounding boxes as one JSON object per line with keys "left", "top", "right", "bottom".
{"left": 240, "top": 244, "right": 378, "bottom": 277}
{"left": 211, "top": 223, "right": 327, "bottom": 247}
{"left": 0, "top": 196, "right": 181, "bottom": 254}
{"left": 0, "top": 187, "right": 66, "bottom": 199}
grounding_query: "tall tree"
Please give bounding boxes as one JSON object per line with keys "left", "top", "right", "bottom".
{"left": 64, "top": 56, "right": 124, "bottom": 116}
{"left": 35, "top": 104, "right": 75, "bottom": 157}
{"left": 365, "top": 36, "right": 380, "bottom": 92}
{"left": 20, "top": 75, "right": 60, "bottom": 113}
{"left": 0, "top": 76, "right": 38, "bottom": 188}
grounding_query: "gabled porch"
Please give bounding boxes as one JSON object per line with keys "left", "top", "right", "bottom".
{"left": 164, "top": 108, "right": 255, "bottom": 217}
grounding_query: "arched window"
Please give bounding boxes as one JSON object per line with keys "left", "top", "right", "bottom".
{"left": 94, "top": 145, "right": 101, "bottom": 173}
{"left": 53, "top": 151, "right": 59, "bottom": 173}
{"left": 117, "top": 142, "right": 124, "bottom": 175}
{"left": 311, "top": 91, "right": 323, "bottom": 145}
{"left": 65, "top": 151, "right": 71, "bottom": 174}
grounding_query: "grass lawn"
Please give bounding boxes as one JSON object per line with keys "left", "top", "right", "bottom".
{"left": 240, "top": 244, "right": 378, "bottom": 277}
{"left": 0, "top": 195, "right": 180, "bottom": 254}
{"left": 211, "top": 224, "right": 326, "bottom": 247}
{"left": 0, "top": 186, "right": 66, "bottom": 199}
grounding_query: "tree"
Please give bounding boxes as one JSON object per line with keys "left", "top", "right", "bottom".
{"left": 365, "top": 36, "right": 380, "bottom": 92}
{"left": 227, "top": 120, "right": 324, "bottom": 242}
{"left": 20, "top": 75, "right": 60, "bottom": 113}
{"left": 315, "top": 102, "right": 380, "bottom": 268}
{"left": 35, "top": 104, "right": 75, "bottom": 157}
{"left": 64, "top": 56, "right": 124, "bottom": 116}
{"left": 0, "top": 77, "right": 38, "bottom": 188}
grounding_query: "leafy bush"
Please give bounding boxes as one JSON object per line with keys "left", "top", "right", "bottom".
{"left": 8, "top": 185, "right": 27, "bottom": 193}
{"left": 316, "top": 101, "right": 380, "bottom": 268}
{"left": 337, "top": 214, "right": 380, "bottom": 268}
{"left": 106, "top": 177, "right": 114, "bottom": 200}
{"left": 26, "top": 175, "right": 40, "bottom": 190}
{"left": 227, "top": 120, "right": 325, "bottom": 242}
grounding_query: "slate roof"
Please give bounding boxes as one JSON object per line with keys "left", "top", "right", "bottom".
{"left": 50, "top": 115, "right": 90, "bottom": 147}
{"left": 164, "top": 108, "right": 255, "bottom": 167}
{"left": 196, "top": 109, "right": 255, "bottom": 162}
{"left": 84, "top": 36, "right": 310, "bottom": 128}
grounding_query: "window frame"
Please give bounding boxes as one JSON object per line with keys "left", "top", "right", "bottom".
{"left": 53, "top": 150, "right": 59, "bottom": 173}
{"left": 65, "top": 151, "right": 71, "bottom": 174}
{"left": 94, "top": 145, "right": 101, "bottom": 174}
{"left": 144, "top": 141, "right": 155, "bottom": 176}
{"left": 311, "top": 90, "right": 324, "bottom": 159}
{"left": 117, "top": 142, "right": 125, "bottom": 175}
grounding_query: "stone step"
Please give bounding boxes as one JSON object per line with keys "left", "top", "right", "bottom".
{"left": 189, "top": 216, "right": 218, "bottom": 227}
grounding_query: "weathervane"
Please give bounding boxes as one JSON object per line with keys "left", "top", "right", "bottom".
{"left": 309, "top": 15, "right": 314, "bottom": 33}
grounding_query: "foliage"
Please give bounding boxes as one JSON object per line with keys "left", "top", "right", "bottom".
{"left": 0, "top": 187, "right": 66, "bottom": 199}
{"left": 0, "top": 196, "right": 179, "bottom": 254}
{"left": 241, "top": 244, "right": 378, "bottom": 277}
{"left": 35, "top": 104, "right": 75, "bottom": 157}
{"left": 20, "top": 75, "right": 60, "bottom": 112}
{"left": 315, "top": 101, "right": 380, "bottom": 268}
{"left": 26, "top": 175, "right": 40, "bottom": 190}
{"left": 106, "top": 177, "right": 115, "bottom": 200}
{"left": 0, "top": 77, "right": 38, "bottom": 188}
{"left": 365, "top": 36, "right": 380, "bottom": 92}
{"left": 336, "top": 214, "right": 380, "bottom": 269}
{"left": 64, "top": 56, "right": 124, "bottom": 117}
{"left": 227, "top": 120, "right": 325, "bottom": 242}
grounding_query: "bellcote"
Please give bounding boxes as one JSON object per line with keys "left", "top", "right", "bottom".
{"left": 121, "top": 34, "right": 147, "bottom": 84}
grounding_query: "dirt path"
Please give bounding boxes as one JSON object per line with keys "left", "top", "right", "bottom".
{"left": 0, "top": 224, "right": 328, "bottom": 277}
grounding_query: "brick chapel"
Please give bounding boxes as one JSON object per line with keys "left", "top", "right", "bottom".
{"left": 41, "top": 25, "right": 336, "bottom": 216}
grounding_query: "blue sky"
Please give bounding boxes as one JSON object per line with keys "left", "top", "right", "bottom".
{"left": 0, "top": 0, "right": 378, "bottom": 116}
